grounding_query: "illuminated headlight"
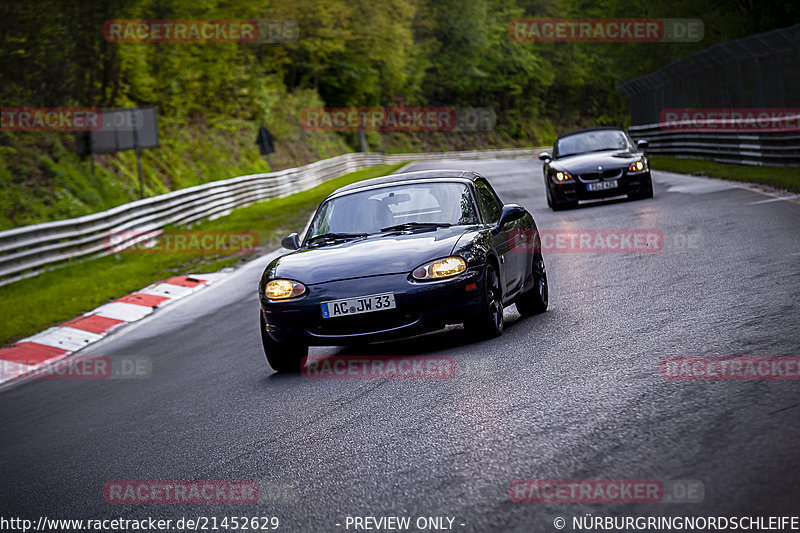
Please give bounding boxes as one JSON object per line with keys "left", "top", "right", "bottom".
{"left": 265, "top": 279, "right": 306, "bottom": 299}
{"left": 412, "top": 257, "right": 467, "bottom": 280}
{"left": 628, "top": 159, "right": 647, "bottom": 173}
{"left": 553, "top": 170, "right": 574, "bottom": 182}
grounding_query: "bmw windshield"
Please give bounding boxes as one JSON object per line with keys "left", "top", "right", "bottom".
{"left": 555, "top": 130, "right": 634, "bottom": 158}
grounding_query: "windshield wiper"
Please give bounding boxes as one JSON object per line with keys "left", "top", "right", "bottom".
{"left": 560, "top": 147, "right": 623, "bottom": 157}
{"left": 582, "top": 147, "right": 621, "bottom": 154}
{"left": 306, "top": 232, "right": 368, "bottom": 245}
{"left": 380, "top": 222, "right": 452, "bottom": 232}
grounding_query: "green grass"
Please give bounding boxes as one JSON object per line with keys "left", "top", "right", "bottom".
{"left": 0, "top": 163, "right": 406, "bottom": 347}
{"left": 650, "top": 156, "right": 800, "bottom": 193}
{"left": 0, "top": 95, "right": 354, "bottom": 231}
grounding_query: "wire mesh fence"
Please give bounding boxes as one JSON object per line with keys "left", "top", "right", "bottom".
{"left": 620, "top": 24, "right": 800, "bottom": 126}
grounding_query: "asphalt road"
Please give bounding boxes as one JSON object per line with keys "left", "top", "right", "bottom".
{"left": 1, "top": 159, "right": 799, "bottom": 532}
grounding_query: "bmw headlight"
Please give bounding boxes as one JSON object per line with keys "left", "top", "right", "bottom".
{"left": 627, "top": 158, "right": 648, "bottom": 173}
{"left": 412, "top": 257, "right": 467, "bottom": 280}
{"left": 553, "top": 170, "right": 574, "bottom": 182}
{"left": 265, "top": 279, "right": 306, "bottom": 299}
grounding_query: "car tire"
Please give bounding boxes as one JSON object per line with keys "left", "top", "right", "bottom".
{"left": 516, "top": 247, "right": 548, "bottom": 316}
{"left": 630, "top": 178, "right": 653, "bottom": 200}
{"left": 551, "top": 200, "right": 577, "bottom": 211}
{"left": 260, "top": 311, "right": 307, "bottom": 373}
{"left": 464, "top": 264, "right": 504, "bottom": 339}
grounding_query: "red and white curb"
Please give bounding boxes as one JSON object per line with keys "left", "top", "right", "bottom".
{"left": 0, "top": 273, "right": 227, "bottom": 386}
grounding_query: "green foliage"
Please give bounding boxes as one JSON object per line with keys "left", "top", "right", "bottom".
{"left": 0, "top": 0, "right": 796, "bottom": 228}
{"left": 0, "top": 114, "right": 352, "bottom": 229}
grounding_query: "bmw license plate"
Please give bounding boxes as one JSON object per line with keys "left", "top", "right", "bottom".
{"left": 321, "top": 293, "right": 396, "bottom": 318}
{"left": 587, "top": 180, "right": 618, "bottom": 191}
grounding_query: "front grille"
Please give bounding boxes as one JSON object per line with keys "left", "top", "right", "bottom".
{"left": 308, "top": 310, "right": 420, "bottom": 336}
{"left": 579, "top": 168, "right": 623, "bottom": 182}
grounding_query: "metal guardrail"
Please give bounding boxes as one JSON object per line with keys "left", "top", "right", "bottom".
{"left": 628, "top": 115, "right": 800, "bottom": 167}
{"left": 0, "top": 148, "right": 541, "bottom": 287}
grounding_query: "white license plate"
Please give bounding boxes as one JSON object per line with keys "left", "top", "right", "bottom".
{"left": 321, "top": 293, "right": 396, "bottom": 318}
{"left": 587, "top": 180, "right": 618, "bottom": 191}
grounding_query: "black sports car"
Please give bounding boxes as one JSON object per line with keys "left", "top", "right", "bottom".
{"left": 539, "top": 127, "right": 653, "bottom": 210}
{"left": 258, "top": 170, "right": 548, "bottom": 372}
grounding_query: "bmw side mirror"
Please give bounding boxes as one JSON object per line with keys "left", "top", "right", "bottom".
{"left": 492, "top": 204, "right": 526, "bottom": 234}
{"left": 281, "top": 232, "right": 300, "bottom": 250}
{"left": 538, "top": 152, "right": 552, "bottom": 161}
{"left": 636, "top": 139, "right": 649, "bottom": 150}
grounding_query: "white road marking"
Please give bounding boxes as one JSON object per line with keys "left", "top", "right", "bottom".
{"left": 138, "top": 283, "right": 196, "bottom": 299}
{"left": 748, "top": 194, "right": 800, "bottom": 205}
{"left": 19, "top": 327, "right": 103, "bottom": 351}
{"left": 189, "top": 271, "right": 230, "bottom": 283}
{"left": 91, "top": 302, "right": 154, "bottom": 322}
{"left": 664, "top": 181, "right": 737, "bottom": 194}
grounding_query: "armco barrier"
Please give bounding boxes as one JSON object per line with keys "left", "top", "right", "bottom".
{"left": 0, "top": 148, "right": 541, "bottom": 287}
{"left": 628, "top": 114, "right": 800, "bottom": 167}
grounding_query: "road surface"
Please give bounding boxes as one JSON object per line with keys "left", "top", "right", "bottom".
{"left": 1, "top": 159, "right": 799, "bottom": 532}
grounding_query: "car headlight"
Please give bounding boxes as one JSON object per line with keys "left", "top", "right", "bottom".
{"left": 265, "top": 279, "right": 306, "bottom": 299}
{"left": 628, "top": 159, "right": 648, "bottom": 173}
{"left": 412, "top": 256, "right": 467, "bottom": 280}
{"left": 553, "top": 170, "right": 574, "bottom": 182}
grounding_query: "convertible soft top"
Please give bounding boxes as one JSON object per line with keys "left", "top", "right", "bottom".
{"left": 330, "top": 169, "right": 481, "bottom": 198}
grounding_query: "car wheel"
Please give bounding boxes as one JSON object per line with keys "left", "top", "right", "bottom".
{"left": 465, "top": 264, "right": 504, "bottom": 339}
{"left": 551, "top": 200, "right": 577, "bottom": 211}
{"left": 630, "top": 178, "right": 653, "bottom": 200}
{"left": 516, "top": 247, "right": 548, "bottom": 316}
{"left": 259, "top": 311, "right": 307, "bottom": 372}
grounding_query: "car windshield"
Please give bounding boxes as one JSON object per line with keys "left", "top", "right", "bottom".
{"left": 556, "top": 130, "right": 631, "bottom": 158}
{"left": 306, "top": 182, "right": 478, "bottom": 240}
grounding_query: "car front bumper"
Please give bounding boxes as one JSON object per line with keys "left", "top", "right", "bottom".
{"left": 549, "top": 170, "right": 651, "bottom": 203}
{"left": 259, "top": 268, "right": 483, "bottom": 345}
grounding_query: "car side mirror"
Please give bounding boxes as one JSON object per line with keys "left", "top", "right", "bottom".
{"left": 281, "top": 232, "right": 300, "bottom": 250}
{"left": 636, "top": 139, "right": 649, "bottom": 149}
{"left": 492, "top": 204, "right": 526, "bottom": 234}
{"left": 538, "top": 152, "right": 552, "bottom": 161}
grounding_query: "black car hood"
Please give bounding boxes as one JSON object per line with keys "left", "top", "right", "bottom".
{"left": 270, "top": 226, "right": 470, "bottom": 285}
{"left": 554, "top": 150, "right": 640, "bottom": 173}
